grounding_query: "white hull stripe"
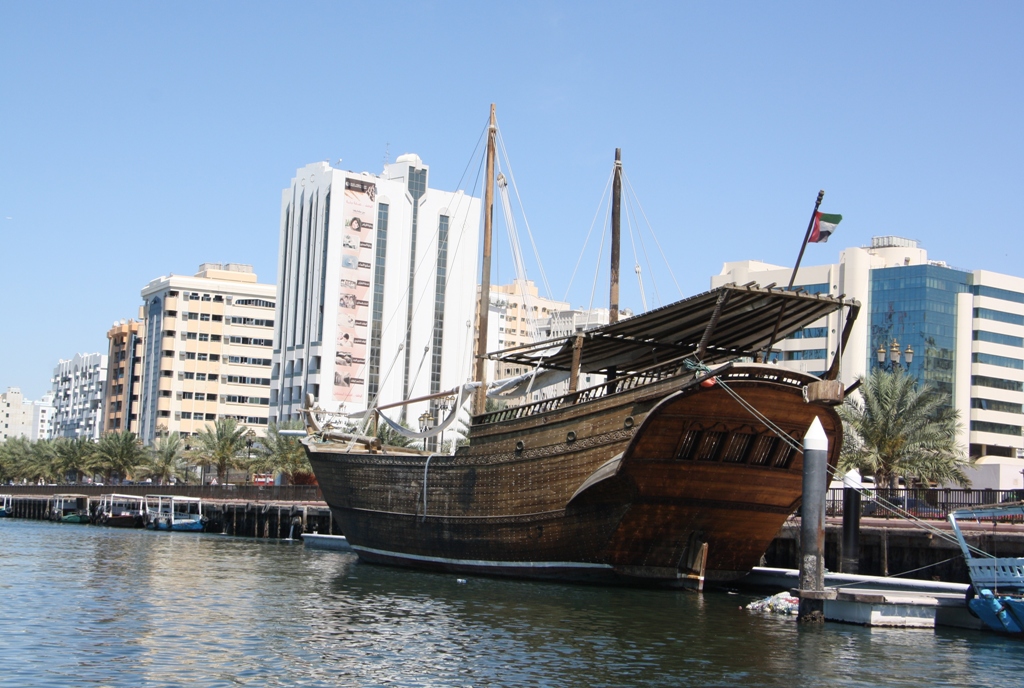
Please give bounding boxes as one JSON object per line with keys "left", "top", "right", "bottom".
{"left": 351, "top": 545, "right": 614, "bottom": 570}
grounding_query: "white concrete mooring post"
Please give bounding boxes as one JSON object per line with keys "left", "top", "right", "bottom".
{"left": 798, "top": 416, "right": 833, "bottom": 623}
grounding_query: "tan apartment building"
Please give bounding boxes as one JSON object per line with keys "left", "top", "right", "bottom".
{"left": 103, "top": 319, "right": 143, "bottom": 433}
{"left": 137, "top": 263, "right": 276, "bottom": 444}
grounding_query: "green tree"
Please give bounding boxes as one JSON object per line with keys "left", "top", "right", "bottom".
{"left": 253, "top": 421, "right": 314, "bottom": 484}
{"left": 375, "top": 419, "right": 413, "bottom": 448}
{"left": 0, "top": 438, "right": 33, "bottom": 482}
{"left": 93, "top": 431, "right": 147, "bottom": 483}
{"left": 28, "top": 439, "right": 59, "bottom": 483}
{"left": 143, "top": 432, "right": 186, "bottom": 485}
{"left": 52, "top": 437, "right": 97, "bottom": 483}
{"left": 838, "top": 368, "right": 970, "bottom": 490}
{"left": 195, "top": 418, "right": 248, "bottom": 483}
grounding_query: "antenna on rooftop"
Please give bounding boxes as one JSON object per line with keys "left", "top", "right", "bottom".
{"left": 383, "top": 142, "right": 390, "bottom": 167}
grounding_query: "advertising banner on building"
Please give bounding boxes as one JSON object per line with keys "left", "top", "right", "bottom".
{"left": 333, "top": 178, "right": 375, "bottom": 404}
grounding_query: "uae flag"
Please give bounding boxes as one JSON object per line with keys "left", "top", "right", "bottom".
{"left": 809, "top": 212, "right": 842, "bottom": 243}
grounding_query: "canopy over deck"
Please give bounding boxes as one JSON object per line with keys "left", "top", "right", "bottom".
{"left": 488, "top": 283, "right": 860, "bottom": 376}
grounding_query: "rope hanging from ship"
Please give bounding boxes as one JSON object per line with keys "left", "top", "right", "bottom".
{"left": 697, "top": 360, "right": 980, "bottom": 554}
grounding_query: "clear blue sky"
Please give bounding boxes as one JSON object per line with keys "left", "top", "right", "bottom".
{"left": 3, "top": 2, "right": 1022, "bottom": 400}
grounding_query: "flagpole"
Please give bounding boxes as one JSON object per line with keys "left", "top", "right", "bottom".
{"left": 763, "top": 190, "right": 825, "bottom": 359}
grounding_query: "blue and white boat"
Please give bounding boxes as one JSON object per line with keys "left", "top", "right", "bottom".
{"left": 949, "top": 503, "right": 1024, "bottom": 635}
{"left": 0, "top": 494, "right": 12, "bottom": 517}
{"left": 144, "top": 495, "right": 206, "bottom": 532}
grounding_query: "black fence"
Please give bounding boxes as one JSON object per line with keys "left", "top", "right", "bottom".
{"left": 0, "top": 484, "right": 323, "bottom": 502}
{"left": 825, "top": 487, "right": 1024, "bottom": 520}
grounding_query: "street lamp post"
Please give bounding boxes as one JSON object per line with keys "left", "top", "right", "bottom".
{"left": 245, "top": 429, "right": 256, "bottom": 484}
{"left": 876, "top": 338, "right": 914, "bottom": 372}
{"left": 418, "top": 411, "right": 435, "bottom": 452}
{"left": 436, "top": 395, "right": 455, "bottom": 452}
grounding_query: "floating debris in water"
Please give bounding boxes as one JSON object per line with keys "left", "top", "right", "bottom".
{"left": 746, "top": 592, "right": 799, "bottom": 615}
{"left": 457, "top": 579, "right": 467, "bottom": 584}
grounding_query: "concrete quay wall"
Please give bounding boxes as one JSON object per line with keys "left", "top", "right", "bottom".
{"left": 764, "top": 516, "right": 1024, "bottom": 584}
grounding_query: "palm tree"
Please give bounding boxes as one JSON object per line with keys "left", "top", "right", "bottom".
{"left": 838, "top": 368, "right": 970, "bottom": 490}
{"left": 144, "top": 432, "right": 186, "bottom": 485}
{"left": 93, "top": 431, "right": 147, "bottom": 483}
{"left": 195, "top": 418, "right": 248, "bottom": 484}
{"left": 52, "top": 436, "right": 97, "bottom": 483}
{"left": 28, "top": 439, "right": 59, "bottom": 484}
{"left": 253, "top": 421, "right": 313, "bottom": 485}
{"left": 376, "top": 420, "right": 413, "bottom": 448}
{"left": 0, "top": 437, "right": 33, "bottom": 483}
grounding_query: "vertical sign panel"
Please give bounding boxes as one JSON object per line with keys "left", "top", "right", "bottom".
{"left": 333, "top": 178, "right": 376, "bottom": 405}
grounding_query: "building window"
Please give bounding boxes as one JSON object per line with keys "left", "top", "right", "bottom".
{"left": 974, "top": 307, "right": 1024, "bottom": 327}
{"left": 971, "top": 420, "right": 1022, "bottom": 436}
{"left": 972, "top": 352, "right": 1024, "bottom": 370}
{"left": 972, "top": 375, "right": 1024, "bottom": 392}
{"left": 971, "top": 398, "right": 1023, "bottom": 414}
{"left": 973, "top": 330, "right": 1024, "bottom": 348}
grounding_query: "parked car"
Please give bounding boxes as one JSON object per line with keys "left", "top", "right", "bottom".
{"left": 863, "top": 496, "right": 944, "bottom": 519}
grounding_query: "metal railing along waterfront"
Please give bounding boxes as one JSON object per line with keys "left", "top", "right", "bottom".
{"left": 825, "top": 487, "right": 1024, "bottom": 520}
{"left": 1, "top": 484, "right": 324, "bottom": 502}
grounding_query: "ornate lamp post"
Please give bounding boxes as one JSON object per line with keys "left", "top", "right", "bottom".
{"left": 436, "top": 395, "right": 455, "bottom": 452}
{"left": 876, "top": 338, "right": 914, "bottom": 372}
{"left": 418, "top": 411, "right": 435, "bottom": 452}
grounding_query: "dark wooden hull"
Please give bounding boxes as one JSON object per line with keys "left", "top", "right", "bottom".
{"left": 96, "top": 514, "right": 144, "bottom": 528}
{"left": 306, "top": 364, "right": 841, "bottom": 588}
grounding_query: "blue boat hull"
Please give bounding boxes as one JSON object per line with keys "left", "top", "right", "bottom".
{"left": 147, "top": 518, "right": 205, "bottom": 532}
{"left": 970, "top": 590, "right": 1024, "bottom": 635}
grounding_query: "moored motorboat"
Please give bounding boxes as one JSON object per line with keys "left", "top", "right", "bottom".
{"left": 145, "top": 495, "right": 207, "bottom": 532}
{"left": 0, "top": 494, "right": 12, "bottom": 518}
{"left": 94, "top": 493, "right": 146, "bottom": 528}
{"left": 47, "top": 494, "right": 91, "bottom": 523}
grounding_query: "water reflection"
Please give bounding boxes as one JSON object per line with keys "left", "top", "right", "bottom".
{"left": 0, "top": 519, "right": 1021, "bottom": 687}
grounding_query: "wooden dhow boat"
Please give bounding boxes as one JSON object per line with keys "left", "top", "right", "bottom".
{"left": 301, "top": 106, "right": 859, "bottom": 588}
{"left": 303, "top": 283, "right": 857, "bottom": 588}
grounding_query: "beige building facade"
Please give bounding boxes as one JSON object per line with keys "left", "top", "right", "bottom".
{"left": 137, "top": 264, "right": 277, "bottom": 444}
{"left": 2, "top": 387, "right": 53, "bottom": 441}
{"left": 103, "top": 319, "right": 143, "bottom": 434}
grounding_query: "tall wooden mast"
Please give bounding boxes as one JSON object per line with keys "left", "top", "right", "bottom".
{"left": 473, "top": 104, "right": 497, "bottom": 416}
{"left": 609, "top": 148, "right": 622, "bottom": 324}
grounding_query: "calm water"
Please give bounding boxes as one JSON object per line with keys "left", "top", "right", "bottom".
{"left": 1, "top": 519, "right": 1021, "bottom": 687}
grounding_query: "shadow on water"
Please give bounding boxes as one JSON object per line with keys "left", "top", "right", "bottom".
{"left": 1, "top": 520, "right": 1022, "bottom": 687}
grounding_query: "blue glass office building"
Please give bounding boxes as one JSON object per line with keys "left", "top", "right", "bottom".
{"left": 868, "top": 264, "right": 971, "bottom": 400}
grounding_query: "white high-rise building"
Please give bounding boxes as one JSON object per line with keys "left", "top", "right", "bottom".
{"left": 271, "top": 156, "right": 481, "bottom": 425}
{"left": 51, "top": 353, "right": 108, "bottom": 440}
{"left": 33, "top": 392, "right": 55, "bottom": 440}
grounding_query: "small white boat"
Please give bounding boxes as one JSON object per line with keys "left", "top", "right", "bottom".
{"left": 949, "top": 503, "right": 1024, "bottom": 634}
{"left": 0, "top": 494, "right": 12, "bottom": 517}
{"left": 145, "top": 495, "right": 206, "bottom": 532}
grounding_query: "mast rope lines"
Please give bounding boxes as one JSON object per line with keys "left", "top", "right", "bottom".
{"left": 693, "top": 361, "right": 978, "bottom": 555}
{"left": 562, "top": 159, "right": 684, "bottom": 318}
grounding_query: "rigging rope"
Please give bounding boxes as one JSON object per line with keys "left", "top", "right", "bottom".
{"left": 495, "top": 128, "right": 553, "bottom": 300}
{"left": 622, "top": 172, "right": 684, "bottom": 299}
{"left": 561, "top": 167, "right": 615, "bottom": 304}
{"left": 702, "top": 367, "right": 978, "bottom": 553}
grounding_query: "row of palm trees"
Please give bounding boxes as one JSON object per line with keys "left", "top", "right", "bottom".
{"left": 0, "top": 418, "right": 313, "bottom": 486}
